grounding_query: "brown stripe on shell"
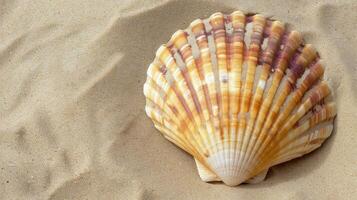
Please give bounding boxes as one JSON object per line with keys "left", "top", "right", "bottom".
{"left": 224, "top": 11, "right": 247, "bottom": 174}
{"left": 258, "top": 44, "right": 318, "bottom": 139}
{"left": 209, "top": 12, "right": 230, "bottom": 139}
{"left": 235, "top": 14, "right": 267, "bottom": 175}
{"left": 190, "top": 18, "right": 224, "bottom": 156}
{"left": 144, "top": 61, "right": 210, "bottom": 163}
{"left": 237, "top": 20, "right": 285, "bottom": 175}
{"left": 156, "top": 45, "right": 212, "bottom": 157}
{"left": 269, "top": 61, "right": 325, "bottom": 138}
{"left": 251, "top": 82, "right": 331, "bottom": 168}
{"left": 169, "top": 30, "right": 203, "bottom": 116}
{"left": 170, "top": 29, "right": 218, "bottom": 155}
{"left": 243, "top": 31, "right": 303, "bottom": 173}
{"left": 190, "top": 19, "right": 219, "bottom": 119}
{"left": 253, "top": 103, "right": 336, "bottom": 174}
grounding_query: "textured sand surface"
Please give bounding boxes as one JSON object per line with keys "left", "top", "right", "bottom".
{"left": 0, "top": 0, "right": 356, "bottom": 199}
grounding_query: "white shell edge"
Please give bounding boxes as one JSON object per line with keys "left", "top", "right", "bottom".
{"left": 194, "top": 158, "right": 269, "bottom": 184}
{"left": 194, "top": 158, "right": 221, "bottom": 182}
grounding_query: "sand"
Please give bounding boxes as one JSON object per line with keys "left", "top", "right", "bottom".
{"left": 0, "top": 0, "right": 356, "bottom": 199}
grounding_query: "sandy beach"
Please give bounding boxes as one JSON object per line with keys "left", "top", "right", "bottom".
{"left": 0, "top": 0, "right": 356, "bottom": 199}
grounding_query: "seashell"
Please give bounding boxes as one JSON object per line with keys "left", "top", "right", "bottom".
{"left": 143, "top": 11, "right": 336, "bottom": 186}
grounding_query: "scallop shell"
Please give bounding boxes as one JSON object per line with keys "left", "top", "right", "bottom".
{"left": 143, "top": 11, "right": 336, "bottom": 186}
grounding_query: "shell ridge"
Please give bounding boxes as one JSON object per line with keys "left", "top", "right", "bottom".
{"left": 250, "top": 83, "right": 332, "bottom": 171}
{"left": 190, "top": 18, "right": 225, "bottom": 171}
{"left": 271, "top": 103, "right": 336, "bottom": 154}
{"left": 268, "top": 60, "right": 324, "bottom": 140}
{"left": 236, "top": 20, "right": 285, "bottom": 178}
{"left": 209, "top": 12, "right": 231, "bottom": 177}
{"left": 204, "top": 15, "right": 227, "bottom": 175}
{"left": 226, "top": 11, "right": 246, "bottom": 182}
{"left": 249, "top": 44, "right": 319, "bottom": 166}
{"left": 156, "top": 46, "right": 211, "bottom": 158}
{"left": 275, "top": 119, "right": 334, "bottom": 157}
{"left": 260, "top": 118, "right": 334, "bottom": 170}
{"left": 234, "top": 14, "right": 267, "bottom": 183}
{"left": 144, "top": 64, "right": 206, "bottom": 160}
{"left": 145, "top": 63, "right": 179, "bottom": 126}
{"left": 223, "top": 13, "right": 233, "bottom": 179}
{"left": 223, "top": 13, "right": 235, "bottom": 181}
{"left": 242, "top": 31, "right": 303, "bottom": 176}
{"left": 188, "top": 24, "right": 221, "bottom": 157}
{"left": 271, "top": 122, "right": 332, "bottom": 165}
{"left": 169, "top": 30, "right": 218, "bottom": 159}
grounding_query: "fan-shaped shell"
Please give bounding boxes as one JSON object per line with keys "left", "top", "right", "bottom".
{"left": 143, "top": 11, "right": 336, "bottom": 186}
